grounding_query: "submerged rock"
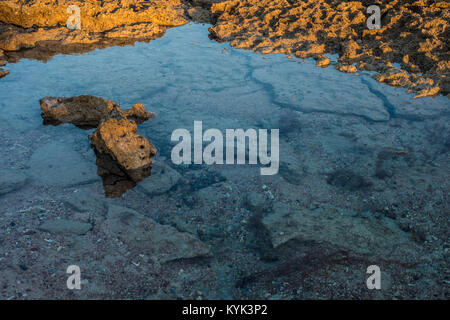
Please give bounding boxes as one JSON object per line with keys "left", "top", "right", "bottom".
{"left": 262, "top": 202, "right": 413, "bottom": 256}
{"left": 39, "top": 219, "right": 92, "bottom": 235}
{"left": 326, "top": 169, "right": 372, "bottom": 191}
{"left": 245, "top": 192, "right": 271, "bottom": 213}
{"left": 40, "top": 95, "right": 155, "bottom": 129}
{"left": 0, "top": 168, "right": 27, "bottom": 195}
{"left": 27, "top": 141, "right": 98, "bottom": 187}
{"left": 137, "top": 161, "right": 181, "bottom": 196}
{"left": 104, "top": 205, "right": 211, "bottom": 263}
{"left": 64, "top": 189, "right": 106, "bottom": 213}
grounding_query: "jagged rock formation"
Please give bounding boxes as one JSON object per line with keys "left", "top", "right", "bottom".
{"left": 89, "top": 118, "right": 157, "bottom": 177}
{"left": 0, "top": 0, "right": 187, "bottom": 62}
{"left": 1, "top": 0, "right": 448, "bottom": 98}
{"left": 0, "top": 0, "right": 186, "bottom": 31}
{"left": 209, "top": 0, "right": 449, "bottom": 98}
{"left": 40, "top": 95, "right": 155, "bottom": 129}
{"left": 39, "top": 95, "right": 157, "bottom": 197}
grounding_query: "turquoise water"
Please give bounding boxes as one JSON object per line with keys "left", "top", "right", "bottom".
{"left": 0, "top": 23, "right": 448, "bottom": 299}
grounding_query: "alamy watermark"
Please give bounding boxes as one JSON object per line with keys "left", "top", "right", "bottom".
{"left": 66, "top": 5, "right": 81, "bottom": 30}
{"left": 367, "top": 5, "right": 381, "bottom": 30}
{"left": 66, "top": 265, "right": 81, "bottom": 290}
{"left": 171, "top": 121, "right": 279, "bottom": 175}
{"left": 366, "top": 265, "right": 381, "bottom": 290}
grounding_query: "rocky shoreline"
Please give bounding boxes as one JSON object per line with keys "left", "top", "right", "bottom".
{"left": 0, "top": 0, "right": 448, "bottom": 98}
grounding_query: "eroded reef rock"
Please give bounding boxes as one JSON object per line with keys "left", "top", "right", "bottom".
{"left": 0, "top": 0, "right": 186, "bottom": 31}
{"left": 89, "top": 118, "right": 157, "bottom": 176}
{"left": 209, "top": 0, "right": 449, "bottom": 98}
{"left": 39, "top": 95, "right": 157, "bottom": 197}
{"left": 0, "top": 0, "right": 448, "bottom": 98}
{"left": 0, "top": 0, "right": 187, "bottom": 62}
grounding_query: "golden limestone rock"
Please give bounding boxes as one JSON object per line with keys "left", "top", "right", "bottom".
{"left": 209, "top": 0, "right": 449, "bottom": 97}
{"left": 0, "top": 0, "right": 187, "bottom": 63}
{"left": 89, "top": 117, "right": 157, "bottom": 173}
{"left": 0, "top": 0, "right": 186, "bottom": 32}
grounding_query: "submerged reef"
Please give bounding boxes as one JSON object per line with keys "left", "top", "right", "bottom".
{"left": 39, "top": 95, "right": 157, "bottom": 197}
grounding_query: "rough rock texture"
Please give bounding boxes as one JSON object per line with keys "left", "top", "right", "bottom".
{"left": 103, "top": 205, "right": 211, "bottom": 263}
{"left": 0, "top": 21, "right": 164, "bottom": 63}
{"left": 89, "top": 118, "right": 157, "bottom": 173}
{"left": 209, "top": 0, "right": 450, "bottom": 98}
{"left": 40, "top": 95, "right": 155, "bottom": 129}
{"left": 0, "top": 0, "right": 186, "bottom": 31}
{"left": 262, "top": 202, "right": 414, "bottom": 256}
{"left": 0, "top": 0, "right": 187, "bottom": 65}
{"left": 38, "top": 95, "right": 157, "bottom": 197}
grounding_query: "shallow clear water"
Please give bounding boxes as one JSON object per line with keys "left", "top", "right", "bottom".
{"left": 0, "top": 23, "right": 448, "bottom": 299}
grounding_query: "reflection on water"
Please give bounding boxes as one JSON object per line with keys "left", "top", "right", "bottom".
{"left": 93, "top": 150, "right": 151, "bottom": 198}
{"left": 0, "top": 23, "right": 448, "bottom": 299}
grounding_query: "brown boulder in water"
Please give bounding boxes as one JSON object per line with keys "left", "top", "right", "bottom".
{"left": 39, "top": 95, "right": 155, "bottom": 129}
{"left": 39, "top": 94, "right": 158, "bottom": 197}
{"left": 89, "top": 118, "right": 157, "bottom": 179}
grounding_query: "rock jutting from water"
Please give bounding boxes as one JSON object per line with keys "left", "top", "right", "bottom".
{"left": 89, "top": 118, "right": 157, "bottom": 178}
{"left": 1, "top": 0, "right": 448, "bottom": 99}
{"left": 0, "top": 0, "right": 187, "bottom": 63}
{"left": 209, "top": 0, "right": 449, "bottom": 98}
{"left": 39, "top": 95, "right": 155, "bottom": 129}
{"left": 39, "top": 95, "right": 157, "bottom": 197}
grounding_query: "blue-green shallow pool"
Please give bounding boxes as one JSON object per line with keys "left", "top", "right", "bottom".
{"left": 0, "top": 23, "right": 448, "bottom": 299}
